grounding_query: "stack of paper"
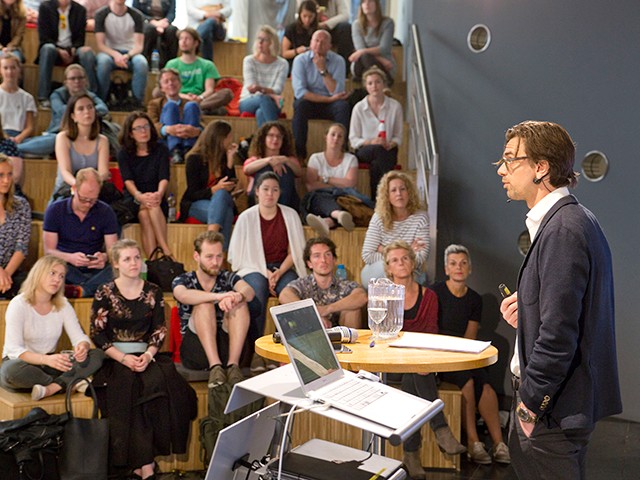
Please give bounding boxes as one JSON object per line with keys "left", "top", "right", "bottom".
{"left": 389, "top": 332, "right": 492, "bottom": 354}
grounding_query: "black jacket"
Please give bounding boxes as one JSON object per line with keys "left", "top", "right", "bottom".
{"left": 36, "top": 0, "right": 86, "bottom": 59}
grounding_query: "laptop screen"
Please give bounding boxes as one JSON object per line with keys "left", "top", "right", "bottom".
{"left": 272, "top": 303, "right": 342, "bottom": 387}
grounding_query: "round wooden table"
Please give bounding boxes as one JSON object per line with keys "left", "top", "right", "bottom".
{"left": 255, "top": 329, "right": 498, "bottom": 374}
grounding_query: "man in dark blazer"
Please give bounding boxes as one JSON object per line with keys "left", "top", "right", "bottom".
{"left": 497, "top": 120, "right": 622, "bottom": 479}
{"left": 36, "top": 0, "right": 96, "bottom": 105}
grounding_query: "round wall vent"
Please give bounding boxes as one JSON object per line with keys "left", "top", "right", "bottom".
{"left": 581, "top": 150, "right": 609, "bottom": 182}
{"left": 467, "top": 24, "right": 491, "bottom": 53}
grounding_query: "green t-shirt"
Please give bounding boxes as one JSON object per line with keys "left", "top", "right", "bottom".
{"left": 165, "top": 57, "right": 221, "bottom": 95}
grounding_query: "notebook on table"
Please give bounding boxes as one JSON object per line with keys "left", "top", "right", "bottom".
{"left": 269, "top": 298, "right": 442, "bottom": 431}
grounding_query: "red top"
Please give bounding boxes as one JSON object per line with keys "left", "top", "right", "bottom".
{"left": 260, "top": 207, "right": 289, "bottom": 264}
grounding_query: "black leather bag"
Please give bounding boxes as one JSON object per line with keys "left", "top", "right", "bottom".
{"left": 146, "top": 247, "right": 185, "bottom": 291}
{"left": 0, "top": 407, "right": 66, "bottom": 480}
{"left": 58, "top": 379, "right": 109, "bottom": 480}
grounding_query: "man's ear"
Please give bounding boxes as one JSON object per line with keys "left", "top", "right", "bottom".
{"left": 536, "top": 159, "right": 550, "bottom": 177}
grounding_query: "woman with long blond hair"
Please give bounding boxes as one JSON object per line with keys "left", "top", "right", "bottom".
{"left": 180, "top": 120, "right": 242, "bottom": 250}
{"left": 0, "top": 255, "right": 104, "bottom": 400}
{"left": 90, "top": 238, "right": 196, "bottom": 480}
{"left": 360, "top": 171, "right": 430, "bottom": 286}
{"left": 0, "top": 154, "right": 30, "bottom": 298}
{"left": 0, "top": 0, "right": 27, "bottom": 63}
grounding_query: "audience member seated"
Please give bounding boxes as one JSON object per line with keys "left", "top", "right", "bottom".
{"left": 186, "top": 0, "right": 231, "bottom": 62}
{"left": 117, "top": 111, "right": 172, "bottom": 259}
{"left": 165, "top": 27, "right": 233, "bottom": 115}
{"left": 361, "top": 171, "right": 429, "bottom": 287}
{"left": 76, "top": 0, "right": 108, "bottom": 31}
{"left": 243, "top": 120, "right": 301, "bottom": 209}
{"left": 317, "top": 0, "right": 354, "bottom": 66}
{"left": 383, "top": 241, "right": 466, "bottom": 479}
{"left": 90, "top": 238, "right": 197, "bottom": 480}
{"left": 0, "top": 255, "right": 104, "bottom": 400}
{"left": 0, "top": 154, "right": 30, "bottom": 298}
{"left": 282, "top": 0, "right": 317, "bottom": 73}
{"left": 228, "top": 172, "right": 306, "bottom": 347}
{"left": 291, "top": 29, "right": 350, "bottom": 159}
{"left": 280, "top": 236, "right": 366, "bottom": 328}
{"left": 43, "top": 167, "right": 118, "bottom": 297}
{"left": 35, "top": 0, "right": 95, "bottom": 106}
{"left": 433, "top": 244, "right": 511, "bottom": 465}
{"left": 0, "top": 116, "right": 23, "bottom": 191}
{"left": 179, "top": 120, "right": 241, "bottom": 250}
{"left": 147, "top": 68, "right": 201, "bottom": 163}
{"left": 50, "top": 93, "right": 109, "bottom": 202}
{"left": 91, "top": 0, "right": 148, "bottom": 107}
{"left": 0, "top": 54, "right": 36, "bottom": 146}
{"left": 172, "top": 231, "right": 253, "bottom": 387}
{"left": 349, "top": 0, "right": 395, "bottom": 83}
{"left": 238, "top": 25, "right": 288, "bottom": 127}
{"left": 0, "top": 0, "right": 26, "bottom": 63}
{"left": 349, "top": 65, "right": 402, "bottom": 199}
{"left": 18, "top": 64, "right": 108, "bottom": 158}
{"left": 133, "top": 0, "right": 178, "bottom": 68}
{"left": 22, "top": 0, "right": 39, "bottom": 23}
{"left": 304, "top": 123, "right": 370, "bottom": 237}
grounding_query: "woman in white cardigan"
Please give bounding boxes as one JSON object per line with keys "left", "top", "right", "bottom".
{"left": 228, "top": 172, "right": 306, "bottom": 345}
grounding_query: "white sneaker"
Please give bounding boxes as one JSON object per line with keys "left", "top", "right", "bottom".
{"left": 493, "top": 441, "right": 511, "bottom": 464}
{"left": 31, "top": 384, "right": 47, "bottom": 401}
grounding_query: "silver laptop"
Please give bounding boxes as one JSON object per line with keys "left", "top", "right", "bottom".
{"left": 269, "top": 298, "right": 440, "bottom": 431}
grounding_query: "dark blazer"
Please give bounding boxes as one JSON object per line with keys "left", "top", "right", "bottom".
{"left": 37, "top": 0, "right": 87, "bottom": 55}
{"left": 516, "top": 194, "right": 622, "bottom": 430}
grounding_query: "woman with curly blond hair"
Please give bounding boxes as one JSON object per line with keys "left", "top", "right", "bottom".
{"left": 360, "top": 171, "right": 430, "bottom": 287}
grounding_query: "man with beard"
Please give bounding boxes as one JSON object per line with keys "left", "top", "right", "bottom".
{"left": 172, "top": 231, "right": 254, "bottom": 387}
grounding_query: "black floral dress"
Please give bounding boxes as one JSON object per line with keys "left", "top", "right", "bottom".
{"left": 90, "top": 281, "right": 197, "bottom": 473}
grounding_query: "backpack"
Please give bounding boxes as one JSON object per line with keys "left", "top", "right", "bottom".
{"left": 214, "top": 77, "right": 243, "bottom": 116}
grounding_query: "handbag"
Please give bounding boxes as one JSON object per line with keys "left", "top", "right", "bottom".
{"left": 0, "top": 407, "right": 66, "bottom": 480}
{"left": 336, "top": 195, "right": 374, "bottom": 227}
{"left": 146, "top": 247, "right": 185, "bottom": 291}
{"left": 58, "top": 379, "right": 109, "bottom": 480}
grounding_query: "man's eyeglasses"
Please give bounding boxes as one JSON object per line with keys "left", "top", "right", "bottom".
{"left": 494, "top": 156, "right": 529, "bottom": 169}
{"left": 76, "top": 194, "right": 98, "bottom": 205}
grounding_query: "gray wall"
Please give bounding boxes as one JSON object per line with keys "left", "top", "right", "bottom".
{"left": 408, "top": 0, "right": 640, "bottom": 421}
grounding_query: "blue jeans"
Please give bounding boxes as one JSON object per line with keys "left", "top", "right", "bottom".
{"left": 65, "top": 265, "right": 114, "bottom": 297}
{"left": 96, "top": 51, "right": 148, "bottom": 101}
{"left": 197, "top": 18, "right": 226, "bottom": 61}
{"left": 37, "top": 44, "right": 96, "bottom": 99}
{"left": 292, "top": 98, "right": 351, "bottom": 159}
{"left": 239, "top": 94, "right": 281, "bottom": 127}
{"left": 188, "top": 189, "right": 234, "bottom": 250}
{"left": 160, "top": 100, "right": 201, "bottom": 151}
{"left": 17, "top": 133, "right": 56, "bottom": 157}
{"left": 244, "top": 265, "right": 298, "bottom": 342}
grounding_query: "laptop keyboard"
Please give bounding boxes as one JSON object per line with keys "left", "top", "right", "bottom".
{"left": 320, "top": 378, "right": 387, "bottom": 410}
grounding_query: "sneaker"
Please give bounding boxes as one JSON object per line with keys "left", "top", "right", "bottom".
{"left": 402, "top": 451, "right": 426, "bottom": 480}
{"left": 226, "top": 363, "right": 244, "bottom": 386}
{"left": 208, "top": 364, "right": 226, "bottom": 388}
{"left": 31, "top": 384, "right": 47, "bottom": 401}
{"left": 434, "top": 426, "right": 467, "bottom": 455}
{"left": 335, "top": 211, "right": 355, "bottom": 231}
{"left": 492, "top": 441, "right": 511, "bottom": 464}
{"left": 266, "top": 359, "right": 280, "bottom": 370}
{"left": 468, "top": 441, "right": 492, "bottom": 465}
{"left": 306, "top": 213, "right": 330, "bottom": 238}
{"left": 250, "top": 353, "right": 266, "bottom": 375}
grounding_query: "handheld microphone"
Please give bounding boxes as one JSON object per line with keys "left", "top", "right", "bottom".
{"left": 273, "top": 326, "right": 359, "bottom": 344}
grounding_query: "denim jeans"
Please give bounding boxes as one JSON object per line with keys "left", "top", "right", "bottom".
{"left": 17, "top": 133, "right": 56, "bottom": 157}
{"left": 96, "top": 51, "right": 148, "bottom": 101}
{"left": 160, "top": 100, "right": 201, "bottom": 151}
{"left": 401, "top": 373, "right": 448, "bottom": 452}
{"left": 188, "top": 189, "right": 235, "bottom": 250}
{"left": 197, "top": 18, "right": 226, "bottom": 61}
{"left": 0, "top": 349, "right": 105, "bottom": 391}
{"left": 292, "top": 98, "right": 351, "bottom": 159}
{"left": 37, "top": 44, "right": 96, "bottom": 99}
{"left": 239, "top": 94, "right": 281, "bottom": 128}
{"left": 65, "top": 265, "right": 114, "bottom": 297}
{"left": 244, "top": 265, "right": 298, "bottom": 342}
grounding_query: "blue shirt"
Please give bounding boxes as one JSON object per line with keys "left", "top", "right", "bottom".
{"left": 43, "top": 197, "right": 118, "bottom": 255}
{"left": 292, "top": 50, "right": 346, "bottom": 99}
